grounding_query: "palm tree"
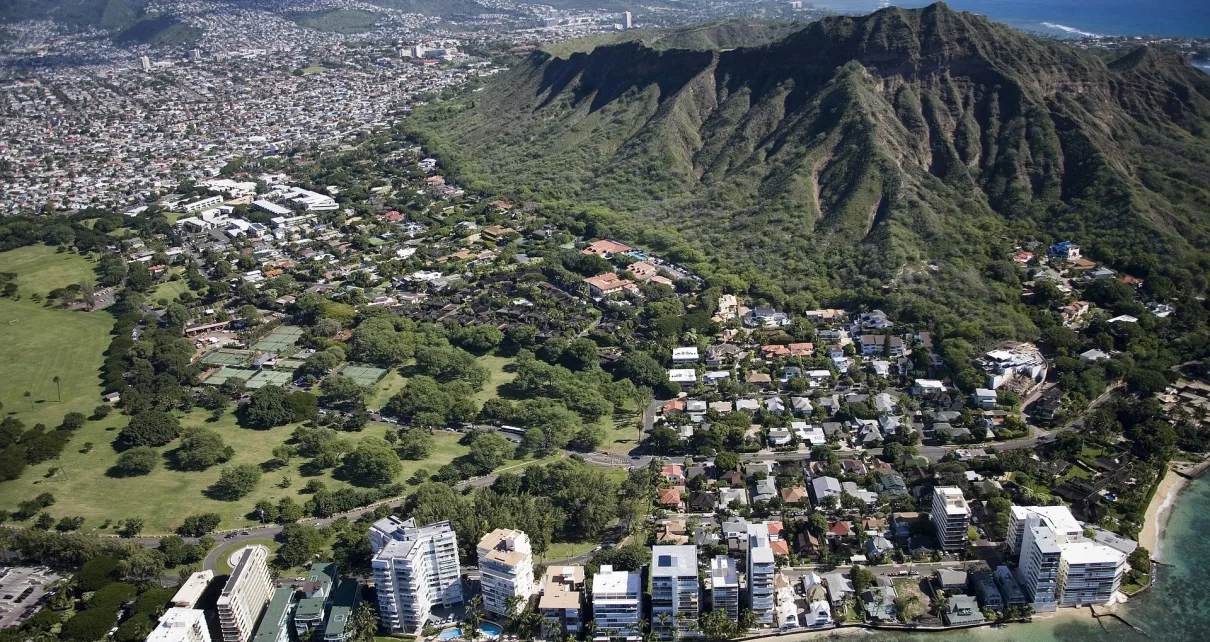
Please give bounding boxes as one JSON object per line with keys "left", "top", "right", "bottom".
{"left": 463, "top": 595, "right": 485, "bottom": 641}
{"left": 504, "top": 595, "right": 523, "bottom": 632}
{"left": 23, "top": 391, "right": 32, "bottom": 411}
{"left": 53, "top": 376, "right": 61, "bottom": 401}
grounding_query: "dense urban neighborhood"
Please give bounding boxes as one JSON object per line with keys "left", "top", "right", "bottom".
{"left": 3, "top": 2, "right": 1210, "bottom": 642}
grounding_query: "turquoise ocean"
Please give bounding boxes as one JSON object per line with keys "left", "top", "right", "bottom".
{"left": 855, "top": 474, "right": 1210, "bottom": 642}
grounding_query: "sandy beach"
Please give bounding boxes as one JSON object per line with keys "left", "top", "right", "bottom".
{"left": 1140, "top": 459, "right": 1210, "bottom": 559}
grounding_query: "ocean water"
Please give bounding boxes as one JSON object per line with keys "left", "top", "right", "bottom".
{"left": 806, "top": 0, "right": 1210, "bottom": 38}
{"left": 853, "top": 475, "right": 1210, "bottom": 642}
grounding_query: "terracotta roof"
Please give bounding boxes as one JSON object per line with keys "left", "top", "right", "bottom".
{"left": 828, "top": 521, "right": 852, "bottom": 537}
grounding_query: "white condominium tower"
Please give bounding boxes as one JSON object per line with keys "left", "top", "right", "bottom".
{"left": 592, "top": 565, "right": 642, "bottom": 641}
{"left": 477, "top": 528, "right": 535, "bottom": 617}
{"left": 371, "top": 517, "right": 463, "bottom": 633}
{"left": 147, "top": 608, "right": 212, "bottom": 642}
{"left": 216, "top": 546, "right": 273, "bottom": 642}
{"left": 931, "top": 487, "right": 971, "bottom": 551}
{"left": 746, "top": 524, "right": 775, "bottom": 625}
{"left": 709, "top": 556, "right": 739, "bottom": 620}
{"left": 1012, "top": 506, "right": 1127, "bottom": 610}
{"left": 651, "top": 545, "right": 701, "bottom": 640}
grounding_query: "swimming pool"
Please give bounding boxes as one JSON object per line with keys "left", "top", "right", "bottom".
{"left": 437, "top": 623, "right": 503, "bottom": 640}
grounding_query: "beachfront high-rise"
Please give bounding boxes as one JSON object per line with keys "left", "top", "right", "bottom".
{"left": 477, "top": 528, "right": 535, "bottom": 618}
{"left": 651, "top": 545, "right": 701, "bottom": 640}
{"left": 371, "top": 517, "right": 463, "bottom": 633}
{"left": 931, "top": 486, "right": 971, "bottom": 551}
{"left": 591, "top": 565, "right": 642, "bottom": 641}
{"left": 746, "top": 524, "right": 776, "bottom": 625}
{"left": 1013, "top": 506, "right": 1128, "bottom": 610}
{"left": 216, "top": 546, "right": 274, "bottom": 642}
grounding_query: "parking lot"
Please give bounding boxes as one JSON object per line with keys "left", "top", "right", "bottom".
{"left": 0, "top": 566, "right": 60, "bottom": 629}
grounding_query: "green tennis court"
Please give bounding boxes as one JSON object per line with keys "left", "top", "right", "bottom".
{"left": 253, "top": 325, "right": 304, "bottom": 352}
{"left": 339, "top": 364, "right": 388, "bottom": 386}
{"left": 203, "top": 367, "right": 258, "bottom": 386}
{"left": 202, "top": 350, "right": 252, "bottom": 366}
{"left": 247, "top": 370, "right": 293, "bottom": 389}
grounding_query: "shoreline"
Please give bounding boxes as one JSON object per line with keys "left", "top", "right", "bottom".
{"left": 1139, "top": 459, "right": 1210, "bottom": 558}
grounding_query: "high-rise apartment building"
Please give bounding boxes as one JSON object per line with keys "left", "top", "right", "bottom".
{"left": 147, "top": 608, "right": 212, "bottom": 642}
{"left": 477, "top": 529, "right": 535, "bottom": 618}
{"left": 140, "top": 55, "right": 151, "bottom": 71}
{"left": 217, "top": 546, "right": 274, "bottom": 642}
{"left": 371, "top": 517, "right": 462, "bottom": 633}
{"left": 592, "top": 565, "right": 641, "bottom": 642}
{"left": 931, "top": 487, "right": 971, "bottom": 551}
{"left": 623, "top": 11, "right": 632, "bottom": 29}
{"left": 1013, "top": 506, "right": 1128, "bottom": 610}
{"left": 651, "top": 545, "right": 700, "bottom": 640}
{"left": 539, "top": 565, "right": 584, "bottom": 638}
{"left": 746, "top": 525, "right": 775, "bottom": 625}
{"left": 709, "top": 556, "right": 739, "bottom": 620}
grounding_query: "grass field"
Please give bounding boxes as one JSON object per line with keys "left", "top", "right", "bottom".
{"left": 0, "top": 245, "right": 98, "bottom": 297}
{"left": 472, "top": 355, "right": 516, "bottom": 406}
{"left": 151, "top": 277, "right": 189, "bottom": 304}
{"left": 0, "top": 408, "right": 475, "bottom": 533}
{"left": 0, "top": 247, "right": 113, "bottom": 428}
{"left": 366, "top": 371, "right": 407, "bottom": 411}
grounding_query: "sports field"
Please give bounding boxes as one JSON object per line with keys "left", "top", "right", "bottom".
{"left": 339, "top": 364, "right": 388, "bottom": 387}
{"left": 253, "top": 325, "right": 303, "bottom": 352}
{"left": 201, "top": 350, "right": 252, "bottom": 366}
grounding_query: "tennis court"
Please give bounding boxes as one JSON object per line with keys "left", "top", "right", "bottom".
{"left": 203, "top": 367, "right": 258, "bottom": 386}
{"left": 247, "top": 370, "right": 293, "bottom": 389}
{"left": 202, "top": 350, "right": 252, "bottom": 366}
{"left": 339, "top": 364, "right": 388, "bottom": 386}
{"left": 253, "top": 325, "right": 304, "bottom": 352}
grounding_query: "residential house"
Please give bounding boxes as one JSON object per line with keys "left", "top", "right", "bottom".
{"left": 823, "top": 573, "right": 853, "bottom": 611}
{"left": 865, "top": 536, "right": 894, "bottom": 562}
{"left": 662, "top": 464, "right": 685, "bottom": 484}
{"left": 811, "top": 477, "right": 841, "bottom": 505}
{"left": 781, "top": 486, "right": 809, "bottom": 505}
{"left": 971, "top": 571, "right": 1003, "bottom": 612}
{"left": 943, "top": 595, "right": 985, "bottom": 626}
{"left": 791, "top": 397, "right": 813, "bottom": 416}
{"left": 753, "top": 479, "right": 778, "bottom": 504}
{"left": 672, "top": 347, "right": 700, "bottom": 364}
{"left": 972, "top": 388, "right": 997, "bottom": 410}
{"left": 861, "top": 584, "right": 898, "bottom": 622}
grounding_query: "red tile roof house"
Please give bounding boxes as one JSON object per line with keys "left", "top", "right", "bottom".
{"left": 658, "top": 487, "right": 685, "bottom": 511}
{"left": 788, "top": 343, "right": 815, "bottom": 357}
{"left": 828, "top": 521, "right": 853, "bottom": 538}
{"left": 585, "top": 273, "right": 634, "bottom": 298}
{"left": 781, "top": 487, "right": 809, "bottom": 504}
{"left": 582, "top": 239, "right": 633, "bottom": 257}
{"left": 661, "top": 464, "right": 685, "bottom": 483}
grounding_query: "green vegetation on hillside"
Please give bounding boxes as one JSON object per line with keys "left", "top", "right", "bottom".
{"left": 542, "top": 19, "right": 806, "bottom": 58}
{"left": 287, "top": 9, "right": 379, "bottom": 34}
{"left": 114, "top": 15, "right": 201, "bottom": 46}
{"left": 406, "top": 3, "right": 1210, "bottom": 342}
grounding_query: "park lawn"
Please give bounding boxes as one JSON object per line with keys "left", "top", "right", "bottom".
{"left": 151, "top": 275, "right": 189, "bottom": 304}
{"left": 540, "top": 540, "right": 599, "bottom": 563}
{"left": 0, "top": 297, "right": 114, "bottom": 428}
{"left": 301, "top": 66, "right": 329, "bottom": 74}
{"left": 0, "top": 244, "right": 98, "bottom": 297}
{"left": 471, "top": 355, "right": 515, "bottom": 407}
{"left": 0, "top": 413, "right": 472, "bottom": 534}
{"left": 366, "top": 371, "right": 408, "bottom": 411}
{"left": 597, "top": 408, "right": 641, "bottom": 451}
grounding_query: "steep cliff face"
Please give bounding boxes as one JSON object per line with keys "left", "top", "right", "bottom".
{"left": 409, "top": 3, "right": 1210, "bottom": 289}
